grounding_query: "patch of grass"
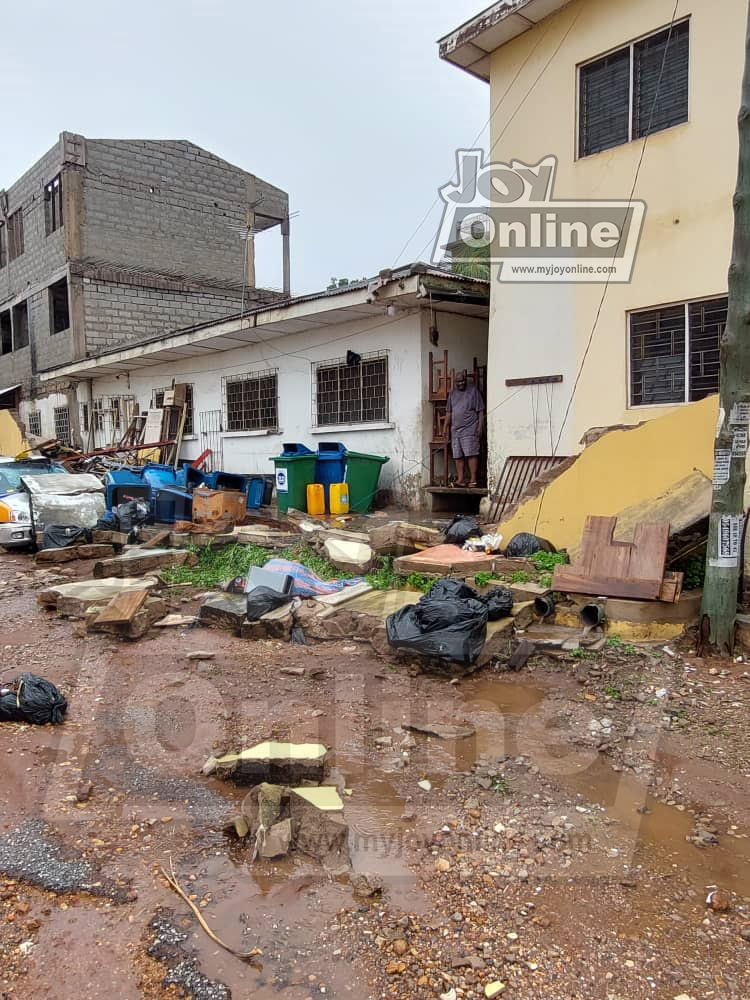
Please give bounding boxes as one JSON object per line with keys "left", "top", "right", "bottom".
{"left": 405, "top": 572, "right": 434, "bottom": 594}
{"left": 605, "top": 635, "right": 638, "bottom": 655}
{"left": 474, "top": 571, "right": 494, "bottom": 588}
{"left": 490, "top": 776, "right": 510, "bottom": 795}
{"left": 162, "top": 542, "right": 269, "bottom": 588}
{"left": 510, "top": 570, "right": 531, "bottom": 584}
{"left": 570, "top": 648, "right": 598, "bottom": 660}
{"left": 538, "top": 572, "right": 553, "bottom": 589}
{"left": 604, "top": 686, "right": 622, "bottom": 700}
{"left": 530, "top": 550, "right": 569, "bottom": 572}
{"left": 366, "top": 556, "right": 401, "bottom": 591}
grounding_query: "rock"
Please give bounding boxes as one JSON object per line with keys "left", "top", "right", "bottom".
{"left": 739, "top": 925, "right": 750, "bottom": 942}
{"left": 485, "top": 983, "right": 506, "bottom": 998}
{"left": 689, "top": 828, "right": 719, "bottom": 848}
{"left": 211, "top": 741, "right": 328, "bottom": 785}
{"left": 324, "top": 537, "right": 374, "bottom": 574}
{"left": 76, "top": 780, "right": 93, "bottom": 803}
{"left": 199, "top": 593, "right": 248, "bottom": 632}
{"left": 706, "top": 889, "right": 731, "bottom": 912}
{"left": 393, "top": 939, "right": 408, "bottom": 956}
{"left": 405, "top": 722, "right": 475, "bottom": 740}
{"left": 440, "top": 989, "right": 457, "bottom": 1000}
{"left": 417, "top": 779, "right": 432, "bottom": 792}
{"left": 451, "top": 956, "right": 486, "bottom": 970}
{"left": 349, "top": 872, "right": 385, "bottom": 897}
{"left": 280, "top": 667, "right": 305, "bottom": 676}
{"left": 258, "top": 819, "right": 293, "bottom": 860}
{"left": 435, "top": 858, "right": 451, "bottom": 873}
{"left": 385, "top": 960, "right": 406, "bottom": 975}
{"left": 187, "top": 650, "right": 216, "bottom": 660}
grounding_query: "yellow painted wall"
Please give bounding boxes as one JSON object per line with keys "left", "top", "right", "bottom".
{"left": 485, "top": 0, "right": 745, "bottom": 480}
{"left": 497, "top": 394, "right": 717, "bottom": 550}
{"left": 0, "top": 410, "right": 29, "bottom": 458}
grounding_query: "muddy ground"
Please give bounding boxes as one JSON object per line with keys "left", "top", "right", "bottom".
{"left": 0, "top": 550, "right": 749, "bottom": 1000}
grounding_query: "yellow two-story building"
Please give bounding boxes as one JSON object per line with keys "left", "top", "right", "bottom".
{"left": 439, "top": 0, "right": 745, "bottom": 486}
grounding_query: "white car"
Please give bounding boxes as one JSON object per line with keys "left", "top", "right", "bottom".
{"left": 0, "top": 457, "right": 68, "bottom": 549}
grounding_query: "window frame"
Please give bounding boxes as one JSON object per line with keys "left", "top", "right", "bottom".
{"left": 44, "top": 174, "right": 64, "bottom": 235}
{"left": 7, "top": 210, "right": 24, "bottom": 261}
{"left": 577, "top": 17, "right": 690, "bottom": 159}
{"left": 27, "top": 411, "right": 42, "bottom": 437}
{"left": 312, "top": 350, "right": 390, "bottom": 428}
{"left": 48, "top": 277, "right": 70, "bottom": 334}
{"left": 0, "top": 222, "right": 6, "bottom": 269}
{"left": 11, "top": 300, "right": 29, "bottom": 351}
{"left": 53, "top": 405, "right": 71, "bottom": 445}
{"left": 222, "top": 370, "right": 279, "bottom": 433}
{"left": 152, "top": 383, "right": 195, "bottom": 436}
{"left": 627, "top": 294, "right": 726, "bottom": 408}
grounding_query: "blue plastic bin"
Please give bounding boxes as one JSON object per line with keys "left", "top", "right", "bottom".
{"left": 282, "top": 443, "right": 314, "bottom": 457}
{"left": 315, "top": 442, "right": 347, "bottom": 512}
{"left": 203, "top": 471, "right": 247, "bottom": 492}
{"left": 177, "top": 464, "right": 208, "bottom": 491}
{"left": 153, "top": 486, "right": 193, "bottom": 524}
{"left": 142, "top": 462, "right": 178, "bottom": 490}
{"left": 246, "top": 478, "right": 266, "bottom": 509}
{"left": 105, "top": 469, "right": 145, "bottom": 512}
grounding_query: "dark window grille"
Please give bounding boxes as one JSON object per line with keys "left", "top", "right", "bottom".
{"left": 7, "top": 210, "right": 24, "bottom": 261}
{"left": 44, "top": 174, "right": 64, "bottom": 234}
{"left": 0, "top": 223, "right": 6, "bottom": 269}
{"left": 54, "top": 406, "right": 71, "bottom": 445}
{"left": 27, "top": 412, "right": 42, "bottom": 437}
{"left": 222, "top": 371, "right": 278, "bottom": 431}
{"left": 579, "top": 20, "right": 689, "bottom": 157}
{"left": 629, "top": 296, "right": 725, "bottom": 406}
{"left": 314, "top": 352, "right": 388, "bottom": 426}
{"left": 153, "top": 384, "right": 194, "bottom": 435}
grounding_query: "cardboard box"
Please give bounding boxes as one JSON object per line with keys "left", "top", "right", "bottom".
{"left": 192, "top": 488, "right": 246, "bottom": 524}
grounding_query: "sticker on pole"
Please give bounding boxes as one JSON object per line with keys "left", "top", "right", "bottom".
{"left": 709, "top": 514, "right": 743, "bottom": 569}
{"left": 730, "top": 402, "right": 750, "bottom": 426}
{"left": 712, "top": 449, "right": 732, "bottom": 490}
{"left": 275, "top": 469, "right": 289, "bottom": 494}
{"left": 733, "top": 429, "right": 748, "bottom": 458}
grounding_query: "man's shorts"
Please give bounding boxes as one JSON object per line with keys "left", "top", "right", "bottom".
{"left": 452, "top": 432, "right": 480, "bottom": 459}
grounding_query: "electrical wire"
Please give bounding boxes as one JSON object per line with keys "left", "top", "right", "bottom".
{"left": 532, "top": 0, "right": 682, "bottom": 533}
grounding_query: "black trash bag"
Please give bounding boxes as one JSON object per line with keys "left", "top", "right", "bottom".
{"left": 504, "top": 532, "right": 555, "bottom": 557}
{"left": 115, "top": 499, "right": 150, "bottom": 533}
{"left": 444, "top": 515, "right": 480, "bottom": 547}
{"left": 481, "top": 586, "right": 514, "bottom": 621}
{"left": 245, "top": 586, "right": 294, "bottom": 621}
{"left": 386, "top": 597, "right": 488, "bottom": 666}
{"left": 0, "top": 673, "right": 67, "bottom": 725}
{"left": 427, "top": 578, "right": 478, "bottom": 602}
{"left": 42, "top": 524, "right": 90, "bottom": 550}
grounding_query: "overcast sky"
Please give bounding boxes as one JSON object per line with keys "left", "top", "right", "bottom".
{"left": 3, "top": 0, "right": 488, "bottom": 294}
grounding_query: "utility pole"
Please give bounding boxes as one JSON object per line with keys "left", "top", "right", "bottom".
{"left": 701, "top": 2, "right": 750, "bottom": 653}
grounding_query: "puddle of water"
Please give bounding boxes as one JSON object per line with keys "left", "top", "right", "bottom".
{"left": 460, "top": 677, "right": 750, "bottom": 897}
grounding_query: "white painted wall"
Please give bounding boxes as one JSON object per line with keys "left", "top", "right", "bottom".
{"left": 71, "top": 308, "right": 486, "bottom": 508}
{"left": 19, "top": 391, "right": 72, "bottom": 441}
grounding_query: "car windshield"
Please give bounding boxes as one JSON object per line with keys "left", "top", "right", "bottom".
{"left": 0, "top": 462, "right": 61, "bottom": 495}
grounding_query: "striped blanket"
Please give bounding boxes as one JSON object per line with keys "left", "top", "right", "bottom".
{"left": 263, "top": 558, "right": 364, "bottom": 597}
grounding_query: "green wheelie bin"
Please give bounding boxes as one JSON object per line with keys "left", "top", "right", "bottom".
{"left": 344, "top": 451, "right": 389, "bottom": 514}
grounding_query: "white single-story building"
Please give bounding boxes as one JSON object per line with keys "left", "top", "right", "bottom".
{"left": 36, "top": 264, "right": 488, "bottom": 510}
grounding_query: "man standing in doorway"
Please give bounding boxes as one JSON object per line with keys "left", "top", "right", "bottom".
{"left": 445, "top": 370, "right": 484, "bottom": 487}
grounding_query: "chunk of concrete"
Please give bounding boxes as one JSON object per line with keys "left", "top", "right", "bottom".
{"left": 199, "top": 592, "right": 248, "bottom": 632}
{"left": 212, "top": 741, "right": 329, "bottom": 785}
{"left": 323, "top": 537, "right": 373, "bottom": 574}
{"left": 288, "top": 787, "right": 349, "bottom": 868}
{"left": 39, "top": 576, "right": 159, "bottom": 616}
{"left": 92, "top": 548, "right": 197, "bottom": 579}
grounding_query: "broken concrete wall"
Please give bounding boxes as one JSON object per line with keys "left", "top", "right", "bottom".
{"left": 497, "top": 395, "right": 728, "bottom": 554}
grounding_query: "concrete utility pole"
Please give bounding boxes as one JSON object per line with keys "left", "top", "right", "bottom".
{"left": 701, "top": 2, "right": 750, "bottom": 653}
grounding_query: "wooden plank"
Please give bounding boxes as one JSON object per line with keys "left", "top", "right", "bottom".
{"left": 140, "top": 529, "right": 171, "bottom": 550}
{"left": 551, "top": 568, "right": 663, "bottom": 600}
{"left": 658, "top": 571, "right": 684, "bottom": 603}
{"left": 93, "top": 588, "right": 148, "bottom": 625}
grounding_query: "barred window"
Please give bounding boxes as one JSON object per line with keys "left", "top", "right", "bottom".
{"left": 27, "top": 412, "right": 42, "bottom": 437}
{"left": 314, "top": 352, "right": 388, "bottom": 426}
{"left": 629, "top": 296, "right": 725, "bottom": 406}
{"left": 223, "top": 370, "right": 278, "bottom": 432}
{"left": 579, "top": 20, "right": 689, "bottom": 157}
{"left": 152, "top": 384, "right": 194, "bottom": 435}
{"left": 54, "top": 406, "right": 71, "bottom": 445}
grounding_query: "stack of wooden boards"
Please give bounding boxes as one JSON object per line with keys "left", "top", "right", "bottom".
{"left": 552, "top": 516, "right": 683, "bottom": 602}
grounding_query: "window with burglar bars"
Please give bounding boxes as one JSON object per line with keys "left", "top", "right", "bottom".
{"left": 45, "top": 174, "right": 64, "bottom": 234}
{"left": 222, "top": 370, "right": 278, "bottom": 432}
{"left": 314, "top": 352, "right": 388, "bottom": 426}
{"left": 53, "top": 406, "right": 71, "bottom": 445}
{"left": 152, "top": 384, "right": 194, "bottom": 435}
{"left": 578, "top": 19, "right": 689, "bottom": 158}
{"left": 629, "top": 296, "right": 726, "bottom": 407}
{"left": 27, "top": 412, "right": 42, "bottom": 437}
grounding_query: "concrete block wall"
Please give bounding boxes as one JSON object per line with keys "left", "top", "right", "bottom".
{"left": 81, "top": 276, "right": 249, "bottom": 352}
{"left": 81, "top": 139, "right": 288, "bottom": 286}
{"left": 0, "top": 142, "right": 67, "bottom": 393}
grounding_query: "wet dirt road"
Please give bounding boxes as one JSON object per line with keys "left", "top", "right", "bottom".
{"left": 0, "top": 551, "right": 749, "bottom": 998}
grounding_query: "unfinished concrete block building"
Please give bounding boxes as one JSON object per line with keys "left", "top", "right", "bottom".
{"left": 0, "top": 132, "right": 289, "bottom": 444}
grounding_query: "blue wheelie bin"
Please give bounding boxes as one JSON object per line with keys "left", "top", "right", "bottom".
{"left": 315, "top": 442, "right": 347, "bottom": 513}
